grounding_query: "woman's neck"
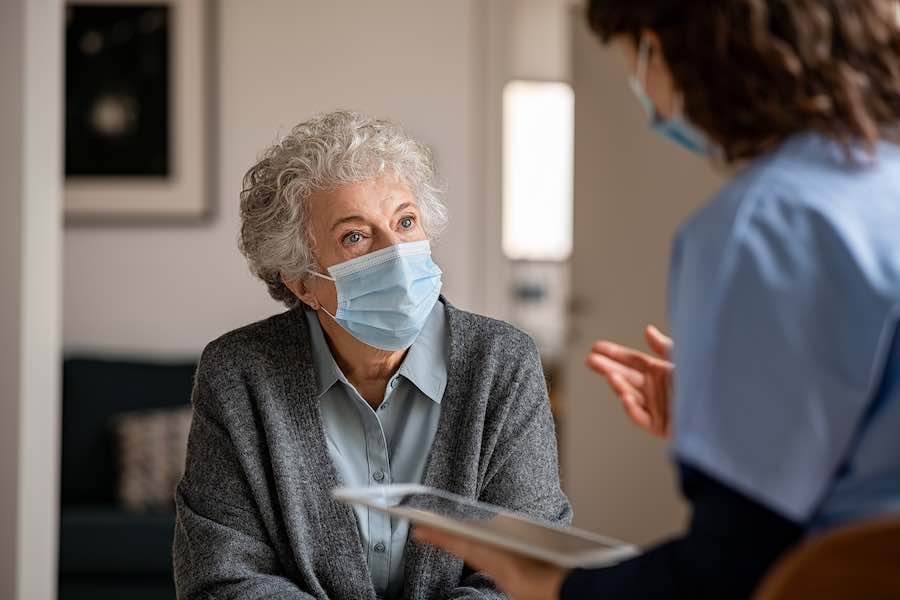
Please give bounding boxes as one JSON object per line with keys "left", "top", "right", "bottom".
{"left": 316, "top": 311, "right": 406, "bottom": 408}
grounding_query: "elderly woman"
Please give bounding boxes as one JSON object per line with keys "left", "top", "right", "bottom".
{"left": 172, "top": 111, "right": 571, "bottom": 599}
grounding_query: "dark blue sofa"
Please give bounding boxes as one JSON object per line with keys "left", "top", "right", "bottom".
{"left": 59, "top": 358, "right": 196, "bottom": 600}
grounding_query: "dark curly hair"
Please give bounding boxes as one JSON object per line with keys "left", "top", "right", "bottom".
{"left": 588, "top": 0, "right": 900, "bottom": 162}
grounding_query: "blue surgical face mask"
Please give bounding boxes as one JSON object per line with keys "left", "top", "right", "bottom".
{"left": 309, "top": 240, "right": 443, "bottom": 351}
{"left": 629, "top": 38, "right": 713, "bottom": 156}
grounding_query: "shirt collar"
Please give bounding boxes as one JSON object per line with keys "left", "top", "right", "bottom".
{"left": 395, "top": 299, "right": 447, "bottom": 404}
{"left": 303, "top": 300, "right": 448, "bottom": 404}
{"left": 304, "top": 310, "right": 345, "bottom": 397}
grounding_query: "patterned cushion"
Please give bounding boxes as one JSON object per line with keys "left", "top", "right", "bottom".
{"left": 111, "top": 405, "right": 192, "bottom": 512}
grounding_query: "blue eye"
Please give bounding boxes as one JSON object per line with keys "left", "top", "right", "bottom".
{"left": 400, "top": 216, "right": 415, "bottom": 230}
{"left": 343, "top": 232, "right": 362, "bottom": 245}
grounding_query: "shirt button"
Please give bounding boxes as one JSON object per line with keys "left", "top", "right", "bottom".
{"left": 373, "top": 471, "right": 385, "bottom": 482}
{"left": 374, "top": 542, "right": 386, "bottom": 553}
{"left": 390, "top": 379, "right": 398, "bottom": 389}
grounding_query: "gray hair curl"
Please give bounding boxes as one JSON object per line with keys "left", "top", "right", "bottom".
{"left": 239, "top": 110, "right": 448, "bottom": 308}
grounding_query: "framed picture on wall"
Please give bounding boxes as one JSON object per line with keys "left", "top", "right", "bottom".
{"left": 64, "top": 0, "right": 211, "bottom": 224}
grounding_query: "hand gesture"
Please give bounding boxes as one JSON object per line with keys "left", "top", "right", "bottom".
{"left": 585, "top": 325, "right": 674, "bottom": 438}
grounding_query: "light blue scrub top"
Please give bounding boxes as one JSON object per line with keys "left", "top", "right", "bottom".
{"left": 305, "top": 301, "right": 446, "bottom": 600}
{"left": 669, "top": 132, "right": 900, "bottom": 528}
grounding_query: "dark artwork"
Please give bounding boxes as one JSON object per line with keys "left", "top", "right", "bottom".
{"left": 65, "top": 5, "right": 169, "bottom": 177}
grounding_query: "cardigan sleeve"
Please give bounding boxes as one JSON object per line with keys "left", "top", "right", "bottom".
{"left": 445, "top": 335, "right": 573, "bottom": 600}
{"left": 172, "top": 361, "right": 316, "bottom": 600}
{"left": 477, "top": 335, "right": 572, "bottom": 522}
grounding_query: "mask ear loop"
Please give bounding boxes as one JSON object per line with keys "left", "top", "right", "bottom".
{"left": 307, "top": 270, "right": 335, "bottom": 283}
{"left": 306, "top": 269, "right": 338, "bottom": 320}
{"left": 637, "top": 35, "right": 688, "bottom": 122}
{"left": 635, "top": 36, "right": 650, "bottom": 87}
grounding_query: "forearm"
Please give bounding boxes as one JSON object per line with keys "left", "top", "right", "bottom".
{"left": 174, "top": 485, "right": 316, "bottom": 600}
{"left": 560, "top": 467, "right": 804, "bottom": 600}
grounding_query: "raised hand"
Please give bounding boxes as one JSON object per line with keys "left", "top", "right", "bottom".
{"left": 585, "top": 325, "right": 674, "bottom": 438}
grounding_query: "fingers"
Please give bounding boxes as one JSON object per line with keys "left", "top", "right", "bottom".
{"left": 610, "top": 373, "right": 653, "bottom": 431}
{"left": 586, "top": 352, "right": 645, "bottom": 387}
{"left": 588, "top": 354, "right": 648, "bottom": 410}
{"left": 645, "top": 325, "right": 674, "bottom": 360}
{"left": 592, "top": 340, "right": 668, "bottom": 372}
{"left": 588, "top": 335, "right": 673, "bottom": 437}
{"left": 655, "top": 367, "right": 672, "bottom": 437}
{"left": 642, "top": 368, "right": 669, "bottom": 438}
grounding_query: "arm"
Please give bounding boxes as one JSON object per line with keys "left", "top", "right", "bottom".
{"left": 416, "top": 466, "right": 804, "bottom": 600}
{"left": 173, "top": 362, "right": 315, "bottom": 600}
{"left": 446, "top": 337, "right": 573, "bottom": 599}
{"left": 560, "top": 465, "right": 804, "bottom": 599}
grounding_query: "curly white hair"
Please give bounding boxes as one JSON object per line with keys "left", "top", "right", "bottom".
{"left": 239, "top": 110, "right": 448, "bottom": 308}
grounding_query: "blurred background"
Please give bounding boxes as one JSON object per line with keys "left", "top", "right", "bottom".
{"left": 1, "top": 1, "right": 722, "bottom": 599}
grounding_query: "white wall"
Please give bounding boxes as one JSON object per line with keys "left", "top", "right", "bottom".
{"left": 64, "top": 0, "right": 487, "bottom": 355}
{"left": 508, "top": 0, "right": 572, "bottom": 82}
{"left": 0, "top": 0, "right": 63, "bottom": 598}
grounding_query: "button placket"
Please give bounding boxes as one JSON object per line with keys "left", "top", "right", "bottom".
{"left": 362, "top": 402, "right": 392, "bottom": 594}
{"left": 380, "top": 376, "right": 401, "bottom": 412}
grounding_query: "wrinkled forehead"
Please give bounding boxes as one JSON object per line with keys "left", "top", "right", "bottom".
{"left": 309, "top": 177, "right": 419, "bottom": 229}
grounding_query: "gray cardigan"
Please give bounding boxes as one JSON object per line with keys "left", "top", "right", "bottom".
{"left": 173, "top": 300, "right": 571, "bottom": 600}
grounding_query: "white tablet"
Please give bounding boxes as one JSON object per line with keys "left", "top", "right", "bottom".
{"left": 332, "top": 484, "right": 638, "bottom": 568}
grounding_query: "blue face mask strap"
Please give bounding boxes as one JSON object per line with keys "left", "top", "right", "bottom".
{"left": 635, "top": 36, "right": 650, "bottom": 88}
{"left": 318, "top": 304, "right": 338, "bottom": 321}
{"left": 303, "top": 267, "right": 338, "bottom": 320}
{"left": 307, "top": 269, "right": 335, "bottom": 282}
{"left": 635, "top": 36, "right": 688, "bottom": 121}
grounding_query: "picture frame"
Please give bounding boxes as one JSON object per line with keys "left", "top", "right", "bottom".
{"left": 64, "top": 0, "right": 211, "bottom": 224}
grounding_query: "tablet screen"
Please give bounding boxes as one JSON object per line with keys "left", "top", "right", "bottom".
{"left": 368, "top": 490, "right": 621, "bottom": 555}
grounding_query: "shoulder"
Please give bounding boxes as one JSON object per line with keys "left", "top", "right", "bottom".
{"left": 197, "top": 308, "right": 309, "bottom": 390}
{"left": 670, "top": 134, "right": 900, "bottom": 354}
{"left": 443, "top": 302, "right": 544, "bottom": 400}
{"left": 445, "top": 303, "right": 539, "bottom": 360}
{"left": 686, "top": 133, "right": 900, "bottom": 234}
{"left": 678, "top": 133, "right": 900, "bottom": 283}
{"left": 677, "top": 138, "right": 807, "bottom": 253}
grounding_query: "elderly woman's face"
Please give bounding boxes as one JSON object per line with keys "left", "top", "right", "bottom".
{"left": 303, "top": 176, "right": 427, "bottom": 311}
{"left": 311, "top": 176, "right": 427, "bottom": 265}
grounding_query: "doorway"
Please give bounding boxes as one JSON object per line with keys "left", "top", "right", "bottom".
{"left": 561, "top": 8, "right": 723, "bottom": 545}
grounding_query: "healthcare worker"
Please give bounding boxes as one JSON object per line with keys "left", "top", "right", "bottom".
{"left": 416, "top": 1, "right": 900, "bottom": 598}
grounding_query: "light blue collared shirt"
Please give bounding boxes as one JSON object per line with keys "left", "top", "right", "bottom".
{"left": 305, "top": 300, "right": 447, "bottom": 600}
{"left": 669, "top": 132, "right": 900, "bottom": 527}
